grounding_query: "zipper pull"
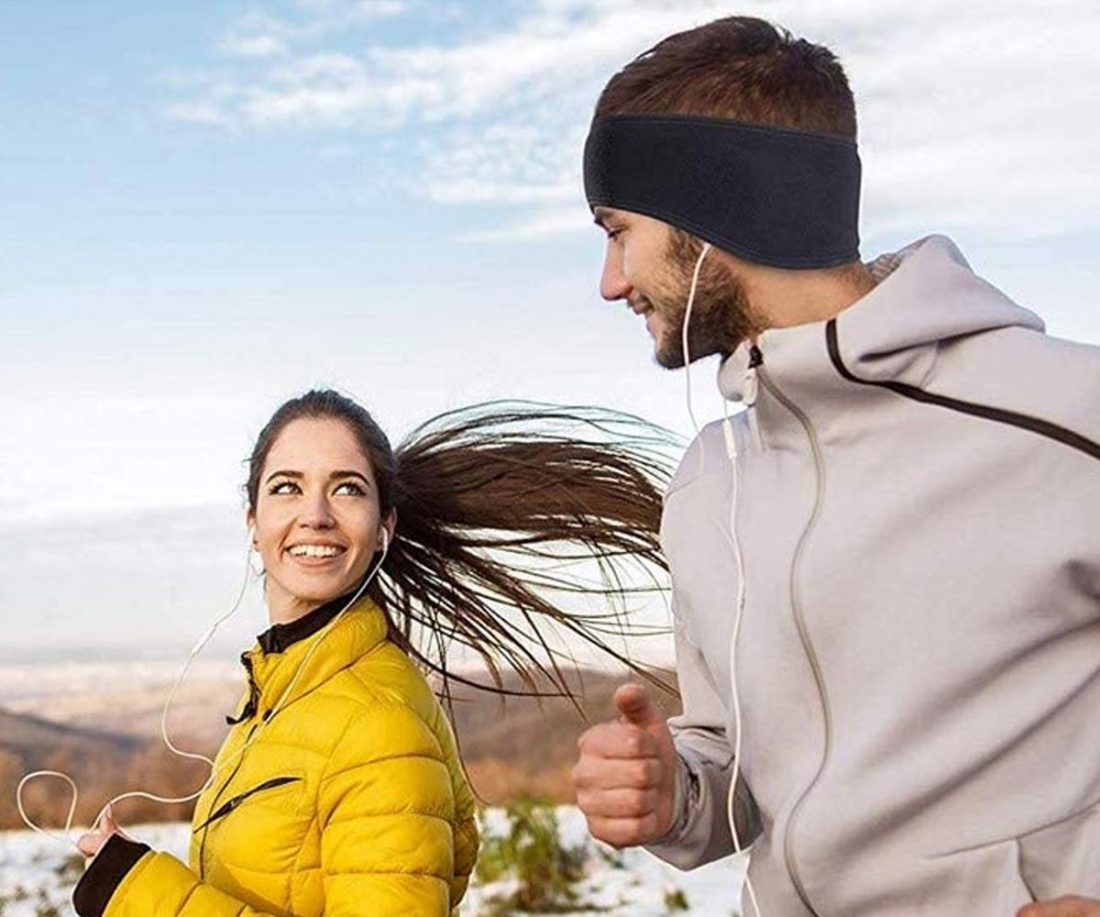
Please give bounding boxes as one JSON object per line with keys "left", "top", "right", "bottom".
{"left": 745, "top": 345, "right": 764, "bottom": 451}
{"left": 227, "top": 653, "right": 260, "bottom": 725}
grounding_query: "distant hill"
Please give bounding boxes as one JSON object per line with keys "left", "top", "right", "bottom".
{"left": 0, "top": 706, "right": 140, "bottom": 768}
{"left": 448, "top": 669, "right": 679, "bottom": 804}
{"left": 0, "top": 706, "right": 145, "bottom": 830}
{"left": 0, "top": 706, "right": 208, "bottom": 831}
{"left": 7, "top": 677, "right": 244, "bottom": 755}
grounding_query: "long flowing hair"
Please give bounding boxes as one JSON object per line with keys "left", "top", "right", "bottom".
{"left": 247, "top": 392, "right": 678, "bottom": 705}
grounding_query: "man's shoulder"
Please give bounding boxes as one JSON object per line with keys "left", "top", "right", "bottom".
{"left": 940, "top": 321, "right": 1100, "bottom": 441}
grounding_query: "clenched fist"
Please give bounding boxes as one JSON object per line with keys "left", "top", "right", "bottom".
{"left": 572, "top": 683, "right": 679, "bottom": 848}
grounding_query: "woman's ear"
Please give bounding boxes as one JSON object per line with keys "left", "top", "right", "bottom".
{"left": 380, "top": 510, "right": 397, "bottom": 552}
{"left": 245, "top": 511, "right": 257, "bottom": 547}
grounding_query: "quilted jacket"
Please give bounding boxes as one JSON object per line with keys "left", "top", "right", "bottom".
{"left": 73, "top": 594, "right": 479, "bottom": 916}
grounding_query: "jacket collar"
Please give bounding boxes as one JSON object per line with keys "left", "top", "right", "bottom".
{"left": 241, "top": 592, "right": 389, "bottom": 718}
{"left": 257, "top": 587, "right": 357, "bottom": 655}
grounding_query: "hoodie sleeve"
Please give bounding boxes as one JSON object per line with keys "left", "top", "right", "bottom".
{"left": 644, "top": 617, "right": 762, "bottom": 870}
{"left": 72, "top": 834, "right": 282, "bottom": 917}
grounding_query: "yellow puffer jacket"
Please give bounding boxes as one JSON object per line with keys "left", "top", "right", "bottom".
{"left": 73, "top": 596, "right": 479, "bottom": 917}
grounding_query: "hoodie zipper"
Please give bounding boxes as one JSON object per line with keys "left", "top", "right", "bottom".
{"left": 756, "top": 356, "right": 832, "bottom": 917}
{"left": 744, "top": 345, "right": 765, "bottom": 451}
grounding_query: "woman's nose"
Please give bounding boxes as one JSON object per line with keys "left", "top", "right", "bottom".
{"left": 300, "top": 492, "right": 335, "bottom": 528}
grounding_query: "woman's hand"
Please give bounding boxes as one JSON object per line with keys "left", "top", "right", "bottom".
{"left": 76, "top": 804, "right": 124, "bottom": 861}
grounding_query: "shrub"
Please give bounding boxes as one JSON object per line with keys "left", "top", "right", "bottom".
{"left": 663, "top": 886, "right": 689, "bottom": 911}
{"left": 476, "top": 796, "right": 595, "bottom": 914}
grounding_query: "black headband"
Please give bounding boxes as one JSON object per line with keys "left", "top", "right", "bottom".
{"left": 583, "top": 115, "right": 861, "bottom": 269}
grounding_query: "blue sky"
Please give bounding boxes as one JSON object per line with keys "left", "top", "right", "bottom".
{"left": 1, "top": 0, "right": 1098, "bottom": 655}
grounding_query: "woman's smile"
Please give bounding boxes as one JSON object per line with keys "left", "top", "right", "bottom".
{"left": 285, "top": 542, "right": 347, "bottom": 565}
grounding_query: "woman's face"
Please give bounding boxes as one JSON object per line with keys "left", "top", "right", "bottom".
{"left": 250, "top": 416, "right": 389, "bottom": 624}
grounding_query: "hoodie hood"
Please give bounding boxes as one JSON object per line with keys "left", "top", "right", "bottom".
{"left": 718, "top": 235, "right": 1045, "bottom": 402}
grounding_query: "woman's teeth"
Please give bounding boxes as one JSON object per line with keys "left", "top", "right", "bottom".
{"left": 289, "top": 545, "right": 342, "bottom": 558}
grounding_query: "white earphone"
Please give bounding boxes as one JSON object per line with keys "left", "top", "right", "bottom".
{"left": 679, "top": 239, "right": 763, "bottom": 917}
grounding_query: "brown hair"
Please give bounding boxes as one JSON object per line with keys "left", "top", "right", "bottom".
{"left": 595, "top": 16, "right": 856, "bottom": 139}
{"left": 247, "top": 391, "right": 676, "bottom": 703}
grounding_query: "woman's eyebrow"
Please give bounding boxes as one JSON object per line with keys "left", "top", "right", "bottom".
{"left": 330, "top": 470, "right": 372, "bottom": 486}
{"left": 264, "top": 469, "right": 302, "bottom": 484}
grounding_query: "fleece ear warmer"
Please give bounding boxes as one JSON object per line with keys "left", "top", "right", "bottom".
{"left": 583, "top": 114, "right": 861, "bottom": 269}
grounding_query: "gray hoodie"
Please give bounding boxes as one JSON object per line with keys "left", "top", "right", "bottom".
{"left": 646, "top": 236, "right": 1100, "bottom": 915}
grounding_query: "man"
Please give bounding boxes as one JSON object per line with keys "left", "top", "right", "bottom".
{"left": 571, "top": 16, "right": 1100, "bottom": 917}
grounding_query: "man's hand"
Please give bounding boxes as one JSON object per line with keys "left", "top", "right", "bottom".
{"left": 572, "top": 683, "right": 678, "bottom": 848}
{"left": 1018, "top": 898, "right": 1100, "bottom": 917}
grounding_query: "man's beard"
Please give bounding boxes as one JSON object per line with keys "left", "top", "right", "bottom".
{"left": 650, "top": 230, "right": 760, "bottom": 369}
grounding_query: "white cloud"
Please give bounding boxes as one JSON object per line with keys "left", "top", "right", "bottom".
{"left": 212, "top": 1, "right": 409, "bottom": 64}
{"left": 219, "top": 33, "right": 288, "bottom": 59}
{"left": 164, "top": 0, "right": 1100, "bottom": 240}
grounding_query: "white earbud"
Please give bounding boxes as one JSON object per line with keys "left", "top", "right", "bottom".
{"left": 380, "top": 529, "right": 390, "bottom": 553}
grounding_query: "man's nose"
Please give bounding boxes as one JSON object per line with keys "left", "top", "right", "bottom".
{"left": 600, "top": 242, "right": 632, "bottom": 301}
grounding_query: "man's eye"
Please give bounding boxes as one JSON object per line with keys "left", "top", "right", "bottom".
{"left": 269, "top": 481, "right": 300, "bottom": 495}
{"left": 606, "top": 228, "right": 623, "bottom": 241}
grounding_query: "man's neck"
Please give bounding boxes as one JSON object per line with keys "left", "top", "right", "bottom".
{"left": 744, "top": 260, "right": 877, "bottom": 331}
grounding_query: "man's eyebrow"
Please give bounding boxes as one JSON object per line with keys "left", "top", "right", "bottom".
{"left": 592, "top": 206, "right": 611, "bottom": 228}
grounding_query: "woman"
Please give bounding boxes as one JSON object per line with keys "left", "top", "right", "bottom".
{"left": 71, "top": 390, "right": 672, "bottom": 916}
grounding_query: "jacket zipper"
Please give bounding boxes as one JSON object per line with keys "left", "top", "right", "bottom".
{"left": 193, "top": 776, "right": 301, "bottom": 831}
{"left": 198, "top": 721, "right": 258, "bottom": 880}
{"left": 757, "top": 359, "right": 832, "bottom": 917}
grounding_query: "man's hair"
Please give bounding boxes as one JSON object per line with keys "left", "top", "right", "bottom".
{"left": 595, "top": 16, "right": 856, "bottom": 139}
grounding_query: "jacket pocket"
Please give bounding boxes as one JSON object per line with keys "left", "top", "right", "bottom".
{"left": 194, "top": 776, "right": 302, "bottom": 832}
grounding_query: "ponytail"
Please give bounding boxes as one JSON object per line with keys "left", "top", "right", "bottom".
{"left": 379, "top": 402, "right": 675, "bottom": 701}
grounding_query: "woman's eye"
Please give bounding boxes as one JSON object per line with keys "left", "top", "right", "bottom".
{"left": 333, "top": 482, "right": 365, "bottom": 496}
{"left": 269, "top": 481, "right": 300, "bottom": 495}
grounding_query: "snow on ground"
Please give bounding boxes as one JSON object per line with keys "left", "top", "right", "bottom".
{"left": 1, "top": 807, "right": 746, "bottom": 916}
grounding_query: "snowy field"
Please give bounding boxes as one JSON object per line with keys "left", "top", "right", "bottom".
{"left": 0, "top": 807, "right": 746, "bottom": 916}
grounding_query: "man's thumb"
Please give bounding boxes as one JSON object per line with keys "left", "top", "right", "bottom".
{"left": 614, "top": 683, "right": 663, "bottom": 730}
